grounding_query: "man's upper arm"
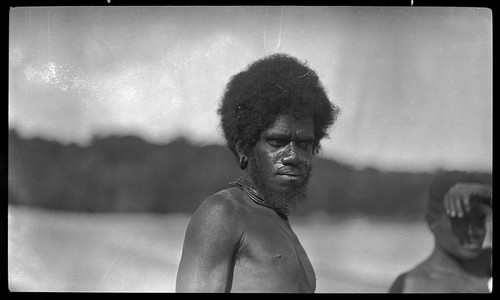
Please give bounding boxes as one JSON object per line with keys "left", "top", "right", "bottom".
{"left": 176, "top": 194, "right": 244, "bottom": 292}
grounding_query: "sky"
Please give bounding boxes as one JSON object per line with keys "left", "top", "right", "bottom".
{"left": 9, "top": 6, "right": 492, "bottom": 172}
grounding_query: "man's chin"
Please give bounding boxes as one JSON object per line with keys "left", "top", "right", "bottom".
{"left": 451, "top": 244, "right": 485, "bottom": 260}
{"left": 459, "top": 242, "right": 485, "bottom": 256}
{"left": 258, "top": 180, "right": 308, "bottom": 212}
{"left": 273, "top": 177, "right": 306, "bottom": 190}
{"left": 248, "top": 157, "right": 311, "bottom": 213}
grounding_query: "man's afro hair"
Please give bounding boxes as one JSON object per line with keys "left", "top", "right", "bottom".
{"left": 217, "top": 53, "right": 340, "bottom": 159}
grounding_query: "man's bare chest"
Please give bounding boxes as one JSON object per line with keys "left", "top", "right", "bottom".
{"left": 412, "top": 270, "right": 490, "bottom": 293}
{"left": 231, "top": 221, "right": 316, "bottom": 292}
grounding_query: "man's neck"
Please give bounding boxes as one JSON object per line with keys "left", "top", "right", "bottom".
{"left": 230, "top": 176, "right": 290, "bottom": 219}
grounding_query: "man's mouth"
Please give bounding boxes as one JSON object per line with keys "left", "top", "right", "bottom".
{"left": 460, "top": 240, "right": 483, "bottom": 250}
{"left": 278, "top": 174, "right": 302, "bottom": 180}
{"left": 276, "top": 168, "right": 304, "bottom": 179}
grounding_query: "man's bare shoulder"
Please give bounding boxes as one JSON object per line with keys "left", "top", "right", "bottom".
{"left": 177, "top": 188, "right": 248, "bottom": 292}
{"left": 187, "top": 188, "right": 247, "bottom": 235}
{"left": 394, "top": 261, "right": 450, "bottom": 293}
{"left": 404, "top": 266, "right": 433, "bottom": 286}
{"left": 197, "top": 188, "right": 247, "bottom": 216}
{"left": 389, "top": 262, "right": 434, "bottom": 293}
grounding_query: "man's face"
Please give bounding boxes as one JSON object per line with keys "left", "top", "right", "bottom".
{"left": 247, "top": 114, "right": 315, "bottom": 211}
{"left": 433, "top": 202, "right": 490, "bottom": 260}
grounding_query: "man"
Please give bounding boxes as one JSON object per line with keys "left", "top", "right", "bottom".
{"left": 175, "top": 53, "right": 339, "bottom": 292}
{"left": 388, "top": 171, "right": 492, "bottom": 293}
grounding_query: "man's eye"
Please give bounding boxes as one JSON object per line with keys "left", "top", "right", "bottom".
{"left": 298, "top": 141, "right": 313, "bottom": 149}
{"left": 268, "top": 139, "right": 287, "bottom": 147}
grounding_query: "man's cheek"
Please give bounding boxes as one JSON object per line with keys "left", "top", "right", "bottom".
{"left": 451, "top": 222, "right": 467, "bottom": 237}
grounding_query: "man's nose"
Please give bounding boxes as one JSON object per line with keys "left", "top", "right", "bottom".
{"left": 281, "top": 142, "right": 306, "bottom": 166}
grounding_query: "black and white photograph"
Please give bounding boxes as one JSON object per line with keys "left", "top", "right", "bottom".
{"left": 8, "top": 5, "right": 492, "bottom": 293}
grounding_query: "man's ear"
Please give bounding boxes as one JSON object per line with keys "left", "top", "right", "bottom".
{"left": 425, "top": 212, "right": 437, "bottom": 232}
{"left": 234, "top": 139, "right": 247, "bottom": 159}
{"left": 234, "top": 139, "right": 250, "bottom": 170}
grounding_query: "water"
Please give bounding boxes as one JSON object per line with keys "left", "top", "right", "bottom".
{"left": 8, "top": 205, "right": 433, "bottom": 293}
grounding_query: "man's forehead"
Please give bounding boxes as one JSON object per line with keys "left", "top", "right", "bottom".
{"left": 263, "top": 115, "right": 314, "bottom": 136}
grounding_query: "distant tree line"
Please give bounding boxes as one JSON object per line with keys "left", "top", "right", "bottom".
{"left": 8, "top": 129, "right": 491, "bottom": 217}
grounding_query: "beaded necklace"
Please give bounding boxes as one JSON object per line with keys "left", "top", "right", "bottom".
{"left": 229, "top": 177, "right": 289, "bottom": 220}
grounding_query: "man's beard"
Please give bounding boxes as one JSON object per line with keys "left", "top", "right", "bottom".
{"left": 248, "top": 155, "right": 312, "bottom": 214}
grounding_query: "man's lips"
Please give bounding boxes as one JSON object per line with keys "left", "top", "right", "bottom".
{"left": 276, "top": 168, "right": 304, "bottom": 177}
{"left": 277, "top": 174, "right": 302, "bottom": 178}
{"left": 461, "top": 240, "right": 484, "bottom": 250}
